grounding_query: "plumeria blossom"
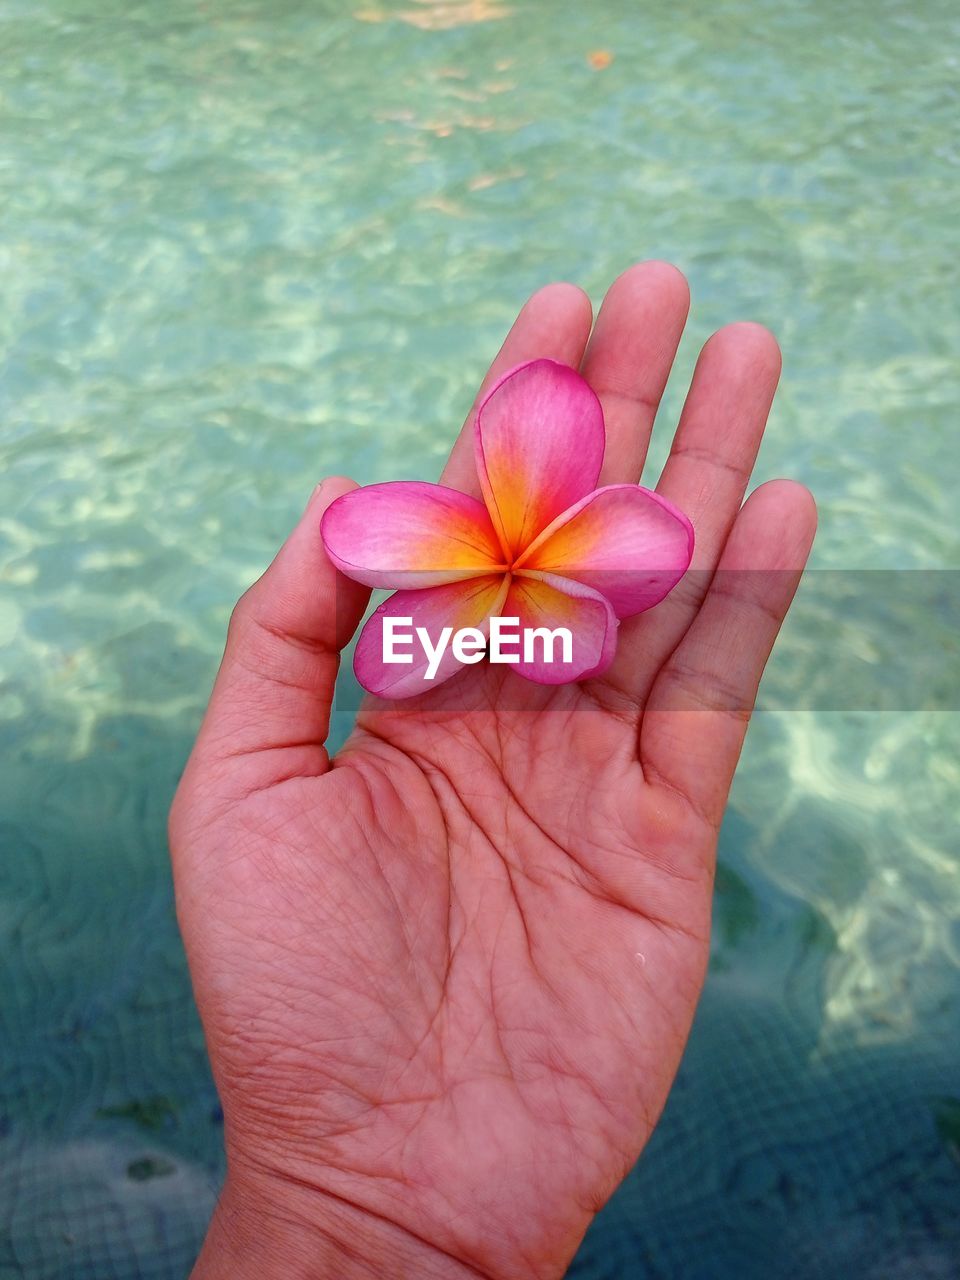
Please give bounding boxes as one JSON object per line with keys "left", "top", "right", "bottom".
{"left": 321, "top": 358, "right": 694, "bottom": 698}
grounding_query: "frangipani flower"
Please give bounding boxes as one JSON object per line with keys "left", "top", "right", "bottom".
{"left": 322, "top": 358, "right": 694, "bottom": 698}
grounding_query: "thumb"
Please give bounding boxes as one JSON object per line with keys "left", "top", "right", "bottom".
{"left": 176, "top": 478, "right": 370, "bottom": 807}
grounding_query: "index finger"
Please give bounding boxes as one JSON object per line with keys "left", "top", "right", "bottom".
{"left": 439, "top": 281, "right": 593, "bottom": 495}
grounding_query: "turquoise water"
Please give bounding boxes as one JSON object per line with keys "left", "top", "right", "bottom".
{"left": 1, "top": 1, "right": 958, "bottom": 1276}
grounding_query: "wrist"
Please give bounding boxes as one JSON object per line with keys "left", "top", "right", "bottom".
{"left": 192, "top": 1172, "right": 487, "bottom": 1280}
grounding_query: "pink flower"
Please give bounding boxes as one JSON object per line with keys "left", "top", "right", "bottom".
{"left": 321, "top": 359, "right": 694, "bottom": 698}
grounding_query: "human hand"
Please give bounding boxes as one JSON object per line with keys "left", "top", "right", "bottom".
{"left": 169, "top": 263, "right": 816, "bottom": 1280}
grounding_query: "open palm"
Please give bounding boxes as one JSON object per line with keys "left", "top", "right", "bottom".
{"left": 170, "top": 263, "right": 816, "bottom": 1280}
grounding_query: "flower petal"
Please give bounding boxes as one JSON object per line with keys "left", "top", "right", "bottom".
{"left": 502, "top": 572, "right": 618, "bottom": 684}
{"left": 354, "top": 575, "right": 509, "bottom": 699}
{"left": 321, "top": 481, "right": 505, "bottom": 588}
{"left": 517, "top": 484, "right": 694, "bottom": 618}
{"left": 475, "top": 359, "right": 605, "bottom": 558}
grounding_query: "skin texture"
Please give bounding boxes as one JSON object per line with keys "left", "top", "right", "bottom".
{"left": 170, "top": 263, "right": 818, "bottom": 1280}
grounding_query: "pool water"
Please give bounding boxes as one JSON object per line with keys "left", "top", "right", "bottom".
{"left": 1, "top": 1, "right": 958, "bottom": 1276}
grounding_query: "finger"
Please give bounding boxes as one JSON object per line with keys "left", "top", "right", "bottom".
{"left": 177, "top": 478, "right": 370, "bottom": 800}
{"left": 640, "top": 480, "right": 817, "bottom": 828}
{"left": 440, "top": 280, "right": 593, "bottom": 495}
{"left": 604, "top": 322, "right": 783, "bottom": 696}
{"left": 580, "top": 261, "right": 690, "bottom": 484}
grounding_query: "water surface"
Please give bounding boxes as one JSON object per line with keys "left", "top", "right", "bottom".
{"left": 1, "top": 1, "right": 958, "bottom": 1276}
